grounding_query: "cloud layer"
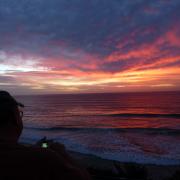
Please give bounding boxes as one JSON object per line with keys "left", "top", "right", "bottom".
{"left": 0, "top": 0, "right": 180, "bottom": 94}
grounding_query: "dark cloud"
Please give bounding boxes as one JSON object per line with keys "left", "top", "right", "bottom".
{"left": 101, "top": 58, "right": 139, "bottom": 72}
{"left": 0, "top": 0, "right": 179, "bottom": 54}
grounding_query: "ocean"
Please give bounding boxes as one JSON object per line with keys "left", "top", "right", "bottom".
{"left": 16, "top": 91, "right": 180, "bottom": 165}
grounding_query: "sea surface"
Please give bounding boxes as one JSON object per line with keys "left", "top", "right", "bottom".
{"left": 16, "top": 91, "right": 180, "bottom": 165}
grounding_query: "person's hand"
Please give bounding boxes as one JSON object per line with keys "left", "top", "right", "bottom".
{"left": 35, "top": 137, "right": 51, "bottom": 147}
{"left": 35, "top": 139, "right": 91, "bottom": 180}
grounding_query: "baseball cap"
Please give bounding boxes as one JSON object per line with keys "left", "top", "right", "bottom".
{"left": 0, "top": 91, "right": 24, "bottom": 108}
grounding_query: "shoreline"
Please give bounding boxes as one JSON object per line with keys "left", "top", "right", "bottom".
{"left": 69, "top": 150, "right": 180, "bottom": 180}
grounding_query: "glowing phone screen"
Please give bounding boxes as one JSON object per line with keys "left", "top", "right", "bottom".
{"left": 42, "top": 143, "right": 48, "bottom": 148}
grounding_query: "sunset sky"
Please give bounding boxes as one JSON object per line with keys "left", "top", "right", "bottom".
{"left": 0, "top": 0, "right": 180, "bottom": 95}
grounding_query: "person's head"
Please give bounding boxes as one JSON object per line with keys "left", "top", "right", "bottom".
{"left": 0, "top": 91, "right": 24, "bottom": 141}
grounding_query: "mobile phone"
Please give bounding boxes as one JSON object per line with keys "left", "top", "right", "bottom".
{"left": 41, "top": 142, "right": 48, "bottom": 148}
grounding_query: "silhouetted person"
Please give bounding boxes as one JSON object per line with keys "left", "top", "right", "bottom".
{"left": 0, "top": 91, "right": 91, "bottom": 180}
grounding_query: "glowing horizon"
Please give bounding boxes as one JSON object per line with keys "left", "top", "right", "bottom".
{"left": 0, "top": 0, "right": 180, "bottom": 95}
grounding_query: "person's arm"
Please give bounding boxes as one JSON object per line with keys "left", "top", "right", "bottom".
{"left": 42, "top": 147, "right": 91, "bottom": 180}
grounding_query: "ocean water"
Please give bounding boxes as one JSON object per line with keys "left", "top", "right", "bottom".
{"left": 16, "top": 92, "right": 180, "bottom": 165}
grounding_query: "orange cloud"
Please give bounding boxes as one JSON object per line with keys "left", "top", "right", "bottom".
{"left": 1, "top": 25, "right": 180, "bottom": 94}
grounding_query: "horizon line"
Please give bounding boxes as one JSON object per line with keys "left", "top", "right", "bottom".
{"left": 15, "top": 90, "right": 180, "bottom": 96}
